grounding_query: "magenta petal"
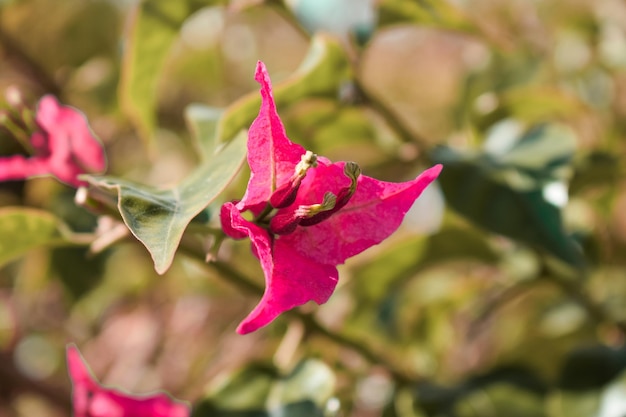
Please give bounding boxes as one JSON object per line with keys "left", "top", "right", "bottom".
{"left": 237, "top": 62, "right": 306, "bottom": 213}
{"left": 237, "top": 238, "right": 338, "bottom": 334}
{"left": 0, "top": 96, "right": 106, "bottom": 187}
{"left": 66, "top": 345, "right": 190, "bottom": 417}
{"left": 220, "top": 202, "right": 253, "bottom": 240}
{"left": 0, "top": 155, "right": 52, "bottom": 182}
{"left": 36, "top": 95, "right": 106, "bottom": 174}
{"left": 222, "top": 202, "right": 339, "bottom": 335}
{"left": 67, "top": 344, "right": 99, "bottom": 417}
{"left": 279, "top": 159, "right": 349, "bottom": 211}
{"left": 220, "top": 202, "right": 273, "bottom": 266}
{"left": 285, "top": 164, "right": 443, "bottom": 265}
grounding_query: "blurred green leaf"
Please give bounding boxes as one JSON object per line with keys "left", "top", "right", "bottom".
{"left": 207, "top": 365, "right": 276, "bottom": 411}
{"left": 378, "top": 0, "right": 476, "bottom": 33}
{"left": 120, "top": 0, "right": 189, "bottom": 143}
{"left": 283, "top": 100, "right": 380, "bottom": 163}
{"left": 354, "top": 227, "right": 498, "bottom": 301}
{"left": 550, "top": 390, "right": 601, "bottom": 417}
{"left": 193, "top": 360, "right": 334, "bottom": 417}
{"left": 569, "top": 151, "right": 622, "bottom": 195}
{"left": 454, "top": 383, "right": 546, "bottom": 417}
{"left": 85, "top": 108, "right": 247, "bottom": 274}
{"left": 433, "top": 123, "right": 584, "bottom": 267}
{"left": 558, "top": 345, "right": 626, "bottom": 391}
{"left": 51, "top": 247, "right": 107, "bottom": 299}
{"left": 486, "top": 122, "right": 577, "bottom": 184}
{"left": 185, "top": 104, "right": 224, "bottom": 161}
{"left": 119, "top": 0, "right": 226, "bottom": 143}
{"left": 502, "top": 86, "right": 586, "bottom": 124}
{"left": 551, "top": 357, "right": 626, "bottom": 417}
{"left": 596, "top": 369, "right": 626, "bottom": 417}
{"left": 270, "top": 360, "right": 335, "bottom": 408}
{"left": 403, "top": 366, "right": 547, "bottom": 417}
{"left": 0, "top": 208, "right": 76, "bottom": 267}
{"left": 216, "top": 34, "right": 352, "bottom": 145}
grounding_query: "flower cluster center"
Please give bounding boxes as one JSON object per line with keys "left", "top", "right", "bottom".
{"left": 254, "top": 151, "right": 360, "bottom": 236}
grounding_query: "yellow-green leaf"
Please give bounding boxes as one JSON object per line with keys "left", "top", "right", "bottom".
{"left": 0, "top": 208, "right": 74, "bottom": 267}
{"left": 85, "top": 107, "right": 247, "bottom": 274}
{"left": 120, "top": 0, "right": 190, "bottom": 142}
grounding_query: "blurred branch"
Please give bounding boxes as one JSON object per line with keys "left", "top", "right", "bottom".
{"left": 0, "top": 25, "right": 63, "bottom": 97}
{"left": 469, "top": 278, "right": 537, "bottom": 337}
{"left": 353, "top": 76, "right": 431, "bottom": 153}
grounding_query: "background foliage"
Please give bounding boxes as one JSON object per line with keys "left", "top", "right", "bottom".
{"left": 1, "top": 0, "right": 626, "bottom": 416}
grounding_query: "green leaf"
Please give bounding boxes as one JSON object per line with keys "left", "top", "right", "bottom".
{"left": 119, "top": 0, "right": 226, "bottom": 144}
{"left": 207, "top": 365, "right": 276, "bottom": 411}
{"left": 378, "top": 0, "right": 477, "bottom": 33}
{"left": 569, "top": 151, "right": 622, "bottom": 195}
{"left": 193, "top": 360, "right": 335, "bottom": 417}
{"left": 185, "top": 104, "right": 225, "bottom": 160}
{"left": 454, "top": 383, "right": 546, "bottom": 417}
{"left": 120, "top": 0, "right": 189, "bottom": 143}
{"left": 215, "top": 33, "right": 352, "bottom": 145}
{"left": 494, "top": 123, "right": 577, "bottom": 180}
{"left": 397, "top": 366, "right": 547, "bottom": 417}
{"left": 432, "top": 123, "right": 584, "bottom": 267}
{"left": 85, "top": 108, "right": 247, "bottom": 274}
{"left": 502, "top": 86, "right": 586, "bottom": 124}
{"left": 51, "top": 247, "right": 107, "bottom": 299}
{"left": 551, "top": 361, "right": 626, "bottom": 417}
{"left": 558, "top": 345, "right": 626, "bottom": 391}
{"left": 353, "top": 228, "right": 498, "bottom": 302}
{"left": 0, "top": 208, "right": 75, "bottom": 267}
{"left": 269, "top": 360, "right": 335, "bottom": 409}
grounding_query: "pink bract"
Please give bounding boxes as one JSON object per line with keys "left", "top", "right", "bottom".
{"left": 0, "top": 95, "right": 106, "bottom": 187}
{"left": 221, "top": 61, "right": 442, "bottom": 334}
{"left": 66, "top": 345, "right": 190, "bottom": 417}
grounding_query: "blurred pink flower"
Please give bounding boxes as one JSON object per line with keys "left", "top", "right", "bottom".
{"left": 67, "top": 345, "right": 190, "bottom": 417}
{"left": 0, "top": 95, "right": 106, "bottom": 186}
{"left": 221, "top": 61, "right": 442, "bottom": 334}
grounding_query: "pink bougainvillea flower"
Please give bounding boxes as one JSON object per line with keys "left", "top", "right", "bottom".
{"left": 221, "top": 61, "right": 442, "bottom": 334}
{"left": 0, "top": 95, "right": 106, "bottom": 187}
{"left": 67, "top": 345, "right": 190, "bottom": 417}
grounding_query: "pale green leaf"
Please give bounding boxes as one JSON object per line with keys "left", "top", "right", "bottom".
{"left": 433, "top": 123, "right": 583, "bottom": 267}
{"left": 120, "top": 0, "right": 189, "bottom": 142}
{"left": 85, "top": 114, "right": 247, "bottom": 274}
{"left": 184, "top": 104, "right": 223, "bottom": 160}
{"left": 0, "top": 208, "right": 75, "bottom": 267}
{"left": 378, "top": 0, "right": 476, "bottom": 33}
{"left": 192, "top": 359, "right": 334, "bottom": 417}
{"left": 269, "top": 359, "right": 336, "bottom": 409}
{"left": 502, "top": 86, "right": 587, "bottom": 124}
{"left": 119, "top": 0, "right": 226, "bottom": 144}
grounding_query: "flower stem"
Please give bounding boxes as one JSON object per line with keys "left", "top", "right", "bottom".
{"left": 254, "top": 203, "right": 275, "bottom": 223}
